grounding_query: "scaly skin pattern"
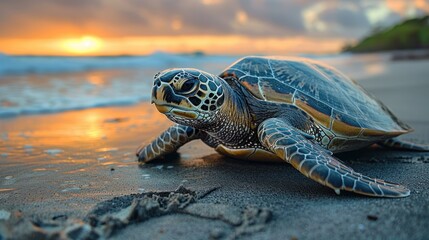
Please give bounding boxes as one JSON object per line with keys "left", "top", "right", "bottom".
{"left": 136, "top": 61, "right": 428, "bottom": 198}
{"left": 136, "top": 124, "right": 199, "bottom": 163}
{"left": 258, "top": 118, "right": 410, "bottom": 197}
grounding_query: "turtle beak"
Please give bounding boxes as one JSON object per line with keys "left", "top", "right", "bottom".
{"left": 151, "top": 79, "right": 161, "bottom": 104}
{"left": 151, "top": 82, "right": 174, "bottom": 104}
{"left": 151, "top": 82, "right": 194, "bottom": 113}
{"left": 155, "top": 104, "right": 173, "bottom": 113}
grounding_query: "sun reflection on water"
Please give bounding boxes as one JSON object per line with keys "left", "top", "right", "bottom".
{"left": 364, "top": 63, "right": 385, "bottom": 76}
{"left": 87, "top": 73, "right": 105, "bottom": 86}
{"left": 84, "top": 112, "right": 105, "bottom": 139}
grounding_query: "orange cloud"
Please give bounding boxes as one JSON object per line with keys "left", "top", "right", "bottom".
{"left": 0, "top": 0, "right": 427, "bottom": 56}
{"left": 201, "top": 0, "right": 223, "bottom": 5}
{"left": 235, "top": 10, "right": 248, "bottom": 24}
{"left": 0, "top": 35, "right": 344, "bottom": 56}
{"left": 386, "top": 0, "right": 429, "bottom": 15}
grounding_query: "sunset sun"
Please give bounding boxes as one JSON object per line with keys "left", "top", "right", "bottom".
{"left": 63, "top": 36, "right": 102, "bottom": 55}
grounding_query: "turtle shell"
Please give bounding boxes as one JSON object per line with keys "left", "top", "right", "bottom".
{"left": 220, "top": 56, "right": 410, "bottom": 137}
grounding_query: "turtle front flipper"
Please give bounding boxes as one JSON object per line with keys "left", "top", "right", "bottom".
{"left": 379, "top": 137, "right": 429, "bottom": 151}
{"left": 136, "top": 124, "right": 200, "bottom": 163}
{"left": 258, "top": 118, "right": 410, "bottom": 198}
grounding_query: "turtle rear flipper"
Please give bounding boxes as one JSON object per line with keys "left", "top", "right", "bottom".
{"left": 258, "top": 118, "right": 410, "bottom": 198}
{"left": 379, "top": 138, "right": 429, "bottom": 151}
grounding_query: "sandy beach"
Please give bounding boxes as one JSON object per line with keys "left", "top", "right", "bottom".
{"left": 1, "top": 56, "right": 429, "bottom": 239}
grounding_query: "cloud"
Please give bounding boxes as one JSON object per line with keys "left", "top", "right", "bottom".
{"left": 302, "top": 0, "right": 427, "bottom": 39}
{"left": 0, "top": 0, "right": 427, "bottom": 39}
{"left": 303, "top": 2, "right": 371, "bottom": 38}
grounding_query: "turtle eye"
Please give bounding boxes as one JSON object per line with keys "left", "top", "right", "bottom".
{"left": 178, "top": 78, "right": 199, "bottom": 94}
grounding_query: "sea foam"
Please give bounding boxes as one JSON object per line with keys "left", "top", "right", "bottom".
{"left": 0, "top": 52, "right": 388, "bottom": 117}
{"left": 0, "top": 53, "right": 237, "bottom": 117}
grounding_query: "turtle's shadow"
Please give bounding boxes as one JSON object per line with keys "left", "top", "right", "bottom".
{"left": 208, "top": 154, "right": 374, "bottom": 199}
{"left": 136, "top": 147, "right": 425, "bottom": 199}
{"left": 335, "top": 145, "right": 429, "bottom": 163}
{"left": 137, "top": 152, "right": 181, "bottom": 169}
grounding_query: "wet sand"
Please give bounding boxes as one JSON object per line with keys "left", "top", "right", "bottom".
{"left": 1, "top": 59, "right": 429, "bottom": 239}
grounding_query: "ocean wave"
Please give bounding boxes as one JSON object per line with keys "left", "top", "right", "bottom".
{"left": 0, "top": 70, "right": 152, "bottom": 117}
{"left": 0, "top": 98, "right": 144, "bottom": 118}
{"left": 0, "top": 52, "right": 387, "bottom": 118}
{"left": 0, "top": 52, "right": 236, "bottom": 76}
{"left": 0, "top": 53, "right": 238, "bottom": 117}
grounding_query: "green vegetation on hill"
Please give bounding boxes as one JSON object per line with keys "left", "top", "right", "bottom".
{"left": 343, "top": 15, "right": 429, "bottom": 53}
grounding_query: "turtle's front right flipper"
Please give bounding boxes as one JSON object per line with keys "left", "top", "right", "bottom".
{"left": 258, "top": 118, "right": 410, "bottom": 198}
{"left": 136, "top": 124, "right": 200, "bottom": 163}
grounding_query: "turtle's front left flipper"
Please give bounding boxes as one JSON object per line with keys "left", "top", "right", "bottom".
{"left": 258, "top": 118, "right": 410, "bottom": 198}
{"left": 136, "top": 124, "right": 200, "bottom": 163}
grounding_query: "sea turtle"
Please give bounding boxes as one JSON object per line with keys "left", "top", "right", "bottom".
{"left": 136, "top": 56, "right": 429, "bottom": 198}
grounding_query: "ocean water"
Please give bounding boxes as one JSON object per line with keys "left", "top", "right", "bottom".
{"left": 0, "top": 52, "right": 390, "bottom": 117}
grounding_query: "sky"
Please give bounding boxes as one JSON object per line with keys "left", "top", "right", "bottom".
{"left": 0, "top": 0, "right": 428, "bottom": 56}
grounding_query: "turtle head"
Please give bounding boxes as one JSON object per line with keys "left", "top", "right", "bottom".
{"left": 151, "top": 68, "right": 225, "bottom": 127}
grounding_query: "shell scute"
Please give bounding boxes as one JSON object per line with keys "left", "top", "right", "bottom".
{"left": 332, "top": 109, "right": 362, "bottom": 129}
{"left": 259, "top": 77, "right": 295, "bottom": 103}
{"left": 232, "top": 57, "right": 273, "bottom": 77}
{"left": 239, "top": 75, "right": 263, "bottom": 99}
{"left": 220, "top": 56, "right": 410, "bottom": 135}
{"left": 294, "top": 91, "right": 332, "bottom": 117}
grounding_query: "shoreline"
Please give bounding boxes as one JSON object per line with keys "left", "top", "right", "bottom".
{"left": 1, "top": 101, "right": 428, "bottom": 239}
{"left": 1, "top": 57, "right": 429, "bottom": 239}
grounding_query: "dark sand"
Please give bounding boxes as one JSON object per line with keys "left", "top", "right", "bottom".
{"left": 1, "top": 59, "right": 429, "bottom": 239}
